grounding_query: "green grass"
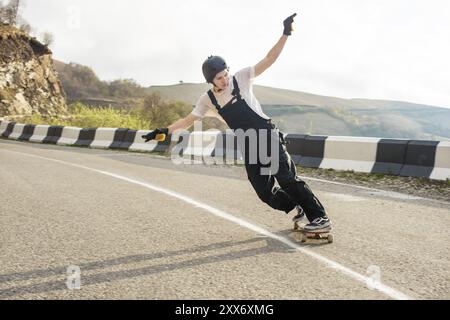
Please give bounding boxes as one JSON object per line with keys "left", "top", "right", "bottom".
{"left": 18, "top": 102, "right": 152, "bottom": 130}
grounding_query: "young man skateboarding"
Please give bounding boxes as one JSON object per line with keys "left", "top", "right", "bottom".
{"left": 143, "top": 13, "right": 331, "bottom": 231}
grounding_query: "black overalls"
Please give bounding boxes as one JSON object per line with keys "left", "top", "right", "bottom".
{"left": 207, "top": 77, "right": 327, "bottom": 221}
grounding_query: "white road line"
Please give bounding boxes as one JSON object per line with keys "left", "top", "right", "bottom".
{"left": 322, "top": 192, "right": 365, "bottom": 202}
{"left": 2, "top": 149, "right": 413, "bottom": 300}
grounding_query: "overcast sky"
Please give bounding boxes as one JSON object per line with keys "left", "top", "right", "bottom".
{"left": 18, "top": 0, "right": 450, "bottom": 108}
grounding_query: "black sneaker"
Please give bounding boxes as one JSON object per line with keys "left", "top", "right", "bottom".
{"left": 303, "top": 217, "right": 331, "bottom": 231}
{"left": 292, "top": 205, "right": 308, "bottom": 223}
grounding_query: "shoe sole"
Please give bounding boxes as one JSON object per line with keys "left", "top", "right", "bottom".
{"left": 303, "top": 223, "right": 332, "bottom": 232}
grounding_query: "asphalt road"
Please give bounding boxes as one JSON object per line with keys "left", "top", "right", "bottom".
{"left": 0, "top": 138, "right": 449, "bottom": 300}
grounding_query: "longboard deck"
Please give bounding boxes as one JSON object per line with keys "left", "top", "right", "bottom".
{"left": 293, "top": 222, "right": 334, "bottom": 243}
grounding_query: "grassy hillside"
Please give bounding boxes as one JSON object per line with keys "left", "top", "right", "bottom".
{"left": 53, "top": 60, "right": 450, "bottom": 140}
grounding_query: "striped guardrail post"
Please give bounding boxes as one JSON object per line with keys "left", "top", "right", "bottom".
{"left": 297, "top": 135, "right": 327, "bottom": 168}
{"left": 118, "top": 129, "right": 137, "bottom": 150}
{"left": 43, "top": 126, "right": 64, "bottom": 144}
{"left": 90, "top": 128, "right": 118, "bottom": 149}
{"left": 18, "top": 124, "right": 36, "bottom": 141}
{"left": 400, "top": 140, "right": 440, "bottom": 178}
{"left": 1, "top": 121, "right": 16, "bottom": 138}
{"left": 372, "top": 139, "right": 409, "bottom": 175}
{"left": 29, "top": 125, "right": 51, "bottom": 143}
{"left": 7, "top": 123, "right": 25, "bottom": 140}
{"left": 74, "top": 128, "right": 96, "bottom": 147}
{"left": 110, "top": 128, "right": 130, "bottom": 150}
{"left": 285, "top": 134, "right": 309, "bottom": 164}
{"left": 430, "top": 141, "right": 450, "bottom": 181}
{"left": 57, "top": 126, "right": 82, "bottom": 146}
{"left": 320, "top": 136, "right": 380, "bottom": 173}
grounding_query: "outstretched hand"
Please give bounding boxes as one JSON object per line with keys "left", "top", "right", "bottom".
{"left": 142, "top": 128, "right": 169, "bottom": 143}
{"left": 283, "top": 13, "right": 297, "bottom": 36}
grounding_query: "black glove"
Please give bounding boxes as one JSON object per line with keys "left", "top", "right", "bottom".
{"left": 142, "top": 128, "right": 169, "bottom": 143}
{"left": 283, "top": 13, "right": 297, "bottom": 36}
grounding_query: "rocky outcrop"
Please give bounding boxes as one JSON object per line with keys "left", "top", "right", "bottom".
{"left": 0, "top": 23, "right": 67, "bottom": 116}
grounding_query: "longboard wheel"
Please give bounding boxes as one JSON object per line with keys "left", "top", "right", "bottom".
{"left": 327, "top": 234, "right": 334, "bottom": 243}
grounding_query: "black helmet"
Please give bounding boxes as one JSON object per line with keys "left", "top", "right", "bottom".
{"left": 202, "top": 56, "right": 228, "bottom": 83}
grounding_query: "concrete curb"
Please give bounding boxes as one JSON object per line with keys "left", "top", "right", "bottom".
{"left": 0, "top": 119, "right": 448, "bottom": 181}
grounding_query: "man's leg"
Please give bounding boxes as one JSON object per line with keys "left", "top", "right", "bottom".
{"left": 274, "top": 140, "right": 328, "bottom": 222}
{"left": 245, "top": 163, "right": 297, "bottom": 214}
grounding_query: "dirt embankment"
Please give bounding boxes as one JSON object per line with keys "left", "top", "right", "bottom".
{"left": 0, "top": 23, "right": 67, "bottom": 117}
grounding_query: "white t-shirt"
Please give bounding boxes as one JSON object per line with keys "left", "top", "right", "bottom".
{"left": 191, "top": 66, "right": 270, "bottom": 124}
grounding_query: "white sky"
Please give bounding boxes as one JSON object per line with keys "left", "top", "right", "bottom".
{"left": 19, "top": 0, "right": 450, "bottom": 108}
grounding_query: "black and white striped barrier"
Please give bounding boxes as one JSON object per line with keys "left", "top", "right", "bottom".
{"left": 57, "top": 126, "right": 82, "bottom": 145}
{"left": 30, "top": 125, "right": 50, "bottom": 143}
{"left": 0, "top": 119, "right": 448, "bottom": 181}
{"left": 431, "top": 142, "right": 450, "bottom": 180}
{"left": 0, "top": 121, "right": 167, "bottom": 152}
{"left": 284, "top": 134, "right": 450, "bottom": 180}
{"left": 170, "top": 130, "right": 243, "bottom": 164}
{"left": 289, "top": 136, "right": 403, "bottom": 174}
{"left": 0, "top": 120, "right": 15, "bottom": 138}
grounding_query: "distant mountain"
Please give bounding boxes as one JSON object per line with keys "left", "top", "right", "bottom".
{"left": 147, "top": 82, "right": 448, "bottom": 110}
{"left": 54, "top": 60, "right": 450, "bottom": 140}
{"left": 147, "top": 83, "right": 450, "bottom": 140}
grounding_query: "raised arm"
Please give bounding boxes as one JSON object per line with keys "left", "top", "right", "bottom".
{"left": 254, "top": 13, "right": 297, "bottom": 78}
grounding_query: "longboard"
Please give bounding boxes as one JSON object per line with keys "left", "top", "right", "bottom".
{"left": 294, "top": 222, "right": 333, "bottom": 243}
